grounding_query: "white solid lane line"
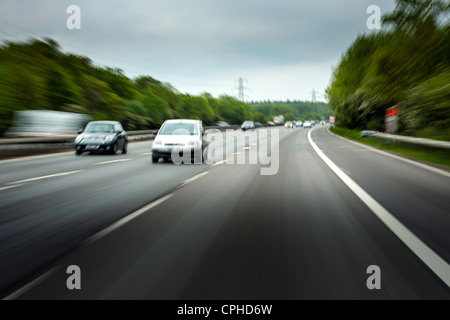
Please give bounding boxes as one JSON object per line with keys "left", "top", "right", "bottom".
{"left": 84, "top": 194, "right": 173, "bottom": 245}
{"left": 308, "top": 129, "right": 450, "bottom": 288}
{"left": 327, "top": 127, "right": 450, "bottom": 178}
{"left": 0, "top": 185, "right": 22, "bottom": 191}
{"left": 95, "top": 159, "right": 133, "bottom": 165}
{"left": 7, "top": 170, "right": 83, "bottom": 185}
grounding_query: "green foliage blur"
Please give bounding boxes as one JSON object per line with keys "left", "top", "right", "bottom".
{"left": 0, "top": 38, "right": 255, "bottom": 135}
{"left": 326, "top": 0, "right": 450, "bottom": 140}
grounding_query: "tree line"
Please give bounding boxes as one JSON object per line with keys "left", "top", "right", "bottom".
{"left": 250, "top": 101, "right": 334, "bottom": 123}
{"left": 0, "top": 38, "right": 334, "bottom": 135}
{"left": 326, "top": 0, "right": 449, "bottom": 140}
{"left": 0, "top": 38, "right": 254, "bottom": 135}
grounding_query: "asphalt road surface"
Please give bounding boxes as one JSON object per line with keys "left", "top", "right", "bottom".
{"left": 1, "top": 126, "right": 449, "bottom": 299}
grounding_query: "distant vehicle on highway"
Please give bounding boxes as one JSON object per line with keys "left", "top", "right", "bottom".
{"left": 254, "top": 122, "right": 263, "bottom": 128}
{"left": 303, "top": 121, "right": 312, "bottom": 129}
{"left": 296, "top": 121, "right": 303, "bottom": 127}
{"left": 273, "top": 115, "right": 285, "bottom": 125}
{"left": 75, "top": 121, "right": 128, "bottom": 155}
{"left": 152, "top": 119, "right": 205, "bottom": 163}
{"left": 241, "top": 121, "right": 255, "bottom": 132}
{"left": 216, "top": 121, "right": 230, "bottom": 127}
{"left": 284, "top": 121, "right": 294, "bottom": 129}
{"left": 310, "top": 120, "right": 316, "bottom": 127}
{"left": 267, "top": 121, "right": 276, "bottom": 126}
{"left": 320, "top": 121, "right": 326, "bottom": 125}
{"left": 6, "top": 110, "right": 91, "bottom": 137}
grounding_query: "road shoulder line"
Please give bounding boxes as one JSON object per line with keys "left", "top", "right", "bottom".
{"left": 326, "top": 127, "right": 450, "bottom": 178}
{"left": 308, "top": 128, "right": 450, "bottom": 288}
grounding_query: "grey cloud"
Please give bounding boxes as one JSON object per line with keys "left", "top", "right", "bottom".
{"left": 0, "top": 0, "right": 396, "bottom": 100}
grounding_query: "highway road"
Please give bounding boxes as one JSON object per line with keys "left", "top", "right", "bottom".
{"left": 1, "top": 126, "right": 449, "bottom": 299}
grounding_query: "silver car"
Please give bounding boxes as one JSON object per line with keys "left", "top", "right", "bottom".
{"left": 152, "top": 119, "right": 206, "bottom": 164}
{"left": 284, "top": 121, "right": 294, "bottom": 129}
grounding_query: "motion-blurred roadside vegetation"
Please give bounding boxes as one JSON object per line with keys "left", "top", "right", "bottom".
{"left": 0, "top": 38, "right": 255, "bottom": 135}
{"left": 0, "top": 37, "right": 334, "bottom": 136}
{"left": 326, "top": 0, "right": 450, "bottom": 141}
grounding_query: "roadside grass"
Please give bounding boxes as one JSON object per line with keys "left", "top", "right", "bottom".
{"left": 330, "top": 126, "right": 450, "bottom": 168}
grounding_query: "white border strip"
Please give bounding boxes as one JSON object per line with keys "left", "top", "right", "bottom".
{"left": 309, "top": 129, "right": 450, "bottom": 288}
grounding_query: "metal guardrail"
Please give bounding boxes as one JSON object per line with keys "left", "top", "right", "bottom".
{"left": 0, "top": 126, "right": 248, "bottom": 159}
{"left": 374, "top": 133, "right": 450, "bottom": 150}
{"left": 361, "top": 130, "right": 450, "bottom": 150}
{"left": 0, "top": 130, "right": 155, "bottom": 146}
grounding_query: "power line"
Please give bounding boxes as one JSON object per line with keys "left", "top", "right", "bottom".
{"left": 234, "top": 77, "right": 250, "bottom": 102}
{"left": 311, "top": 89, "right": 326, "bottom": 103}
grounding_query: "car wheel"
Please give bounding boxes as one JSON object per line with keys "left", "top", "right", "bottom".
{"left": 122, "top": 142, "right": 128, "bottom": 154}
{"left": 202, "top": 147, "right": 208, "bottom": 164}
{"left": 75, "top": 150, "right": 82, "bottom": 156}
{"left": 110, "top": 143, "right": 118, "bottom": 155}
{"left": 152, "top": 156, "right": 159, "bottom": 163}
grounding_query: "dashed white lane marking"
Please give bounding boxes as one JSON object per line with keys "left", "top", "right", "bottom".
{"left": 95, "top": 159, "right": 133, "bottom": 165}
{"left": 212, "top": 160, "right": 227, "bottom": 167}
{"left": 178, "top": 172, "right": 209, "bottom": 188}
{"left": 140, "top": 153, "right": 153, "bottom": 156}
{"left": 7, "top": 170, "right": 83, "bottom": 185}
{"left": 242, "top": 147, "right": 251, "bottom": 150}
{"left": 327, "top": 128, "right": 450, "bottom": 178}
{"left": 85, "top": 194, "right": 173, "bottom": 245}
{"left": 309, "top": 129, "right": 450, "bottom": 288}
{"left": 0, "top": 184, "right": 22, "bottom": 191}
{"left": 2, "top": 268, "right": 58, "bottom": 300}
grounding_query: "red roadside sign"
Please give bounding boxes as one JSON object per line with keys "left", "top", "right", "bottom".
{"left": 385, "top": 106, "right": 399, "bottom": 133}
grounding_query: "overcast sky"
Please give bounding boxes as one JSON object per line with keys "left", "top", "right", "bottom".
{"left": 0, "top": 0, "right": 396, "bottom": 102}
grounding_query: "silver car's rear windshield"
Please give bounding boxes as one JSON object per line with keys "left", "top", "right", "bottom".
{"left": 159, "top": 123, "right": 198, "bottom": 136}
